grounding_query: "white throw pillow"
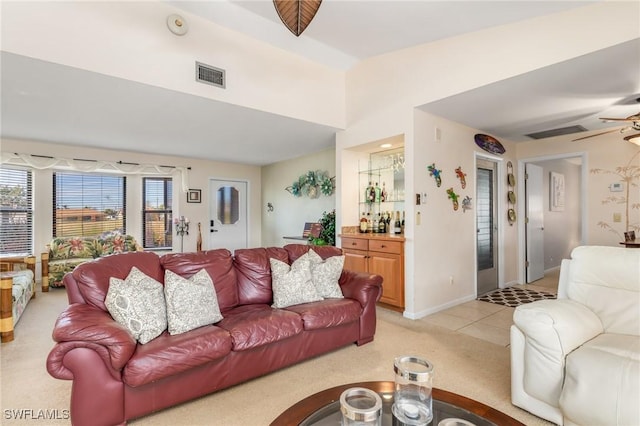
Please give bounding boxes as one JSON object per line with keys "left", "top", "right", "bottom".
{"left": 308, "top": 249, "right": 344, "bottom": 299}
{"left": 270, "top": 252, "right": 323, "bottom": 308}
{"left": 164, "top": 269, "right": 223, "bottom": 335}
{"left": 105, "top": 267, "right": 167, "bottom": 344}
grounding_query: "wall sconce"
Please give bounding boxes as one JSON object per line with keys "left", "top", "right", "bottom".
{"left": 267, "top": 202, "right": 274, "bottom": 212}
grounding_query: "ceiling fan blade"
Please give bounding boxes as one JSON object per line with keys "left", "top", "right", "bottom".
{"left": 273, "top": 0, "right": 322, "bottom": 37}
{"left": 599, "top": 117, "right": 635, "bottom": 122}
{"left": 572, "top": 128, "right": 621, "bottom": 141}
{"left": 599, "top": 112, "right": 640, "bottom": 122}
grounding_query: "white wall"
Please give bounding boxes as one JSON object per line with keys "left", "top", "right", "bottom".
{"left": 261, "top": 149, "right": 336, "bottom": 247}
{"left": 530, "top": 158, "right": 582, "bottom": 270}
{"left": 1, "top": 1, "right": 345, "bottom": 129}
{"left": 1, "top": 138, "right": 263, "bottom": 277}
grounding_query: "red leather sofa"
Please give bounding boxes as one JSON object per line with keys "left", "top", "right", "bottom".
{"left": 46, "top": 244, "right": 382, "bottom": 426}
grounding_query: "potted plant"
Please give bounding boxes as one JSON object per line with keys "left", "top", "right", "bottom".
{"left": 309, "top": 210, "right": 336, "bottom": 246}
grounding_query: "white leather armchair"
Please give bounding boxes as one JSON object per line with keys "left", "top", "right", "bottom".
{"left": 510, "top": 246, "right": 640, "bottom": 426}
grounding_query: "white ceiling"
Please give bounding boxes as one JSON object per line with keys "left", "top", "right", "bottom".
{"left": 2, "top": 1, "right": 639, "bottom": 165}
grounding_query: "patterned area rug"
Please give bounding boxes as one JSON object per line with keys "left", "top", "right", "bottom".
{"left": 478, "top": 287, "right": 556, "bottom": 308}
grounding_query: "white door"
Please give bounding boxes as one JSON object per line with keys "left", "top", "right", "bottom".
{"left": 209, "top": 179, "right": 248, "bottom": 252}
{"left": 525, "top": 164, "right": 545, "bottom": 283}
{"left": 476, "top": 159, "right": 499, "bottom": 296}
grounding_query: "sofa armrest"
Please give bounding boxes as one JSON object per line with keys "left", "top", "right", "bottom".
{"left": 512, "top": 299, "right": 603, "bottom": 405}
{"left": 339, "top": 269, "right": 382, "bottom": 345}
{"left": 339, "top": 269, "right": 383, "bottom": 307}
{"left": 47, "top": 303, "right": 136, "bottom": 380}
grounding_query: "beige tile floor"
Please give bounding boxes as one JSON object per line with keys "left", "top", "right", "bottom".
{"left": 421, "top": 269, "right": 560, "bottom": 347}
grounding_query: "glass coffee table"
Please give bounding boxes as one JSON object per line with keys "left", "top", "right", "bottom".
{"left": 270, "top": 381, "right": 524, "bottom": 425}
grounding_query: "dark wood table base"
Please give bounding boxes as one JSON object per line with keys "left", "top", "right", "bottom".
{"left": 270, "top": 381, "right": 524, "bottom": 425}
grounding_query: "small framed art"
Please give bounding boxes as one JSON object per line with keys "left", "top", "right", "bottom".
{"left": 187, "top": 189, "right": 201, "bottom": 203}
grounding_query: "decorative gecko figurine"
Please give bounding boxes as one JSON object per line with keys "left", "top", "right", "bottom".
{"left": 427, "top": 163, "right": 442, "bottom": 187}
{"left": 462, "top": 196, "right": 472, "bottom": 213}
{"left": 455, "top": 166, "right": 467, "bottom": 189}
{"left": 447, "top": 188, "right": 460, "bottom": 211}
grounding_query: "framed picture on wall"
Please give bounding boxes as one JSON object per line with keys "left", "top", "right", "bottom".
{"left": 187, "top": 189, "right": 201, "bottom": 203}
{"left": 550, "top": 172, "right": 565, "bottom": 212}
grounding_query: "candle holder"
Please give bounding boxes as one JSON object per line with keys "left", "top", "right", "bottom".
{"left": 174, "top": 216, "right": 189, "bottom": 252}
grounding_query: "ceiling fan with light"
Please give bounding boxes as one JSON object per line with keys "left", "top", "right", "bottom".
{"left": 572, "top": 112, "right": 640, "bottom": 145}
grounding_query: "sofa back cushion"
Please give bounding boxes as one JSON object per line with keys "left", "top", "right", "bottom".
{"left": 97, "top": 234, "right": 141, "bottom": 256}
{"left": 160, "top": 249, "right": 238, "bottom": 312}
{"left": 284, "top": 244, "right": 342, "bottom": 263}
{"left": 49, "top": 237, "right": 97, "bottom": 261}
{"left": 565, "top": 246, "right": 640, "bottom": 335}
{"left": 234, "top": 247, "right": 288, "bottom": 305}
{"left": 73, "top": 251, "right": 163, "bottom": 311}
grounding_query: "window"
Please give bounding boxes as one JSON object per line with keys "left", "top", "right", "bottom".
{"left": 142, "top": 177, "right": 172, "bottom": 249}
{"left": 0, "top": 167, "right": 33, "bottom": 256}
{"left": 53, "top": 172, "right": 126, "bottom": 237}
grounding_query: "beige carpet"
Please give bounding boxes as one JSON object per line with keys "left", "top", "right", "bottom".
{"left": 0, "top": 287, "right": 553, "bottom": 426}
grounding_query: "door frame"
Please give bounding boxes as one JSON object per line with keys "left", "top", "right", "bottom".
{"left": 208, "top": 177, "right": 250, "bottom": 251}
{"left": 474, "top": 152, "right": 505, "bottom": 293}
{"left": 517, "top": 152, "right": 588, "bottom": 284}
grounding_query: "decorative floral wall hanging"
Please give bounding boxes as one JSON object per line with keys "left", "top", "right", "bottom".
{"left": 285, "top": 170, "right": 335, "bottom": 198}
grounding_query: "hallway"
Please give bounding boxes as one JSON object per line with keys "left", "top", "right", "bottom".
{"left": 419, "top": 269, "right": 560, "bottom": 347}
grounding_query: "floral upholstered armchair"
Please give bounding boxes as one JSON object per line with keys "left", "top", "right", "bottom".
{"left": 41, "top": 232, "right": 141, "bottom": 291}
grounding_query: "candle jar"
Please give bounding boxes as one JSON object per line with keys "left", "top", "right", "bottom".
{"left": 340, "top": 387, "right": 382, "bottom": 426}
{"left": 392, "top": 355, "right": 434, "bottom": 425}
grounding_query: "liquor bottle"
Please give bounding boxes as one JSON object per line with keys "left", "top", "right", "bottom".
{"left": 374, "top": 182, "right": 381, "bottom": 203}
{"left": 401, "top": 211, "right": 405, "bottom": 234}
{"left": 378, "top": 213, "right": 386, "bottom": 233}
{"left": 368, "top": 182, "right": 376, "bottom": 204}
{"left": 359, "top": 212, "right": 368, "bottom": 233}
{"left": 366, "top": 213, "right": 373, "bottom": 233}
{"left": 381, "top": 182, "right": 387, "bottom": 202}
{"left": 365, "top": 182, "right": 373, "bottom": 203}
{"left": 387, "top": 211, "right": 393, "bottom": 234}
{"left": 372, "top": 215, "right": 379, "bottom": 233}
{"left": 394, "top": 211, "right": 402, "bottom": 235}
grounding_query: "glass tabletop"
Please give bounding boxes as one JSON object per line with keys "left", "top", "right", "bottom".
{"left": 301, "top": 388, "right": 496, "bottom": 426}
{"left": 270, "top": 381, "right": 524, "bottom": 426}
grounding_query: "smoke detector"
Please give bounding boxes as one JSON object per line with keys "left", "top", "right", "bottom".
{"left": 167, "top": 14, "right": 188, "bottom": 36}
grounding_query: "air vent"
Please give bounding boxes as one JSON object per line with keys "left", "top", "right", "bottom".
{"left": 196, "top": 62, "right": 225, "bottom": 89}
{"left": 526, "top": 125, "right": 587, "bottom": 140}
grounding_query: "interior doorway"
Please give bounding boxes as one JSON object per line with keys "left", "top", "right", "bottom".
{"left": 519, "top": 154, "right": 586, "bottom": 284}
{"left": 476, "top": 158, "right": 499, "bottom": 296}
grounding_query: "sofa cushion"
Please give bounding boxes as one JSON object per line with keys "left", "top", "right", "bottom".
{"left": 217, "top": 304, "right": 303, "bottom": 351}
{"left": 73, "top": 251, "right": 164, "bottom": 311}
{"left": 161, "top": 249, "right": 238, "bottom": 312}
{"left": 48, "top": 237, "right": 97, "bottom": 261}
{"left": 105, "top": 267, "right": 167, "bottom": 344}
{"left": 164, "top": 269, "right": 223, "bottom": 335}
{"left": 123, "top": 325, "right": 233, "bottom": 387}
{"left": 560, "top": 333, "right": 640, "bottom": 426}
{"left": 234, "top": 247, "right": 289, "bottom": 305}
{"left": 270, "top": 253, "right": 322, "bottom": 308}
{"left": 308, "top": 249, "right": 344, "bottom": 299}
{"left": 284, "top": 244, "right": 342, "bottom": 263}
{"left": 565, "top": 246, "right": 640, "bottom": 335}
{"left": 97, "top": 234, "right": 141, "bottom": 256}
{"left": 48, "top": 258, "right": 94, "bottom": 288}
{"left": 285, "top": 298, "right": 361, "bottom": 330}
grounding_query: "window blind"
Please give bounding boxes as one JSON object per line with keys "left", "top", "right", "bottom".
{"left": 0, "top": 167, "right": 33, "bottom": 256}
{"left": 53, "top": 172, "right": 126, "bottom": 237}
